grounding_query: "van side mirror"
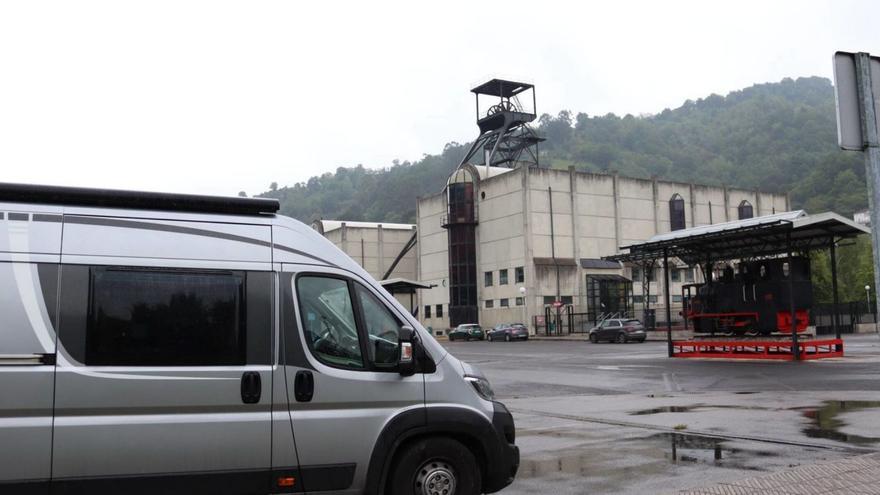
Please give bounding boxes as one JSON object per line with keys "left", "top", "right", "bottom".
{"left": 398, "top": 326, "right": 416, "bottom": 377}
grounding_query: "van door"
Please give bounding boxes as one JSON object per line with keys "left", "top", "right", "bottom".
{"left": 51, "top": 216, "right": 275, "bottom": 494}
{"left": 280, "top": 267, "right": 424, "bottom": 493}
{"left": 0, "top": 208, "right": 62, "bottom": 494}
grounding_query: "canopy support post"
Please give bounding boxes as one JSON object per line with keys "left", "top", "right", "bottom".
{"left": 788, "top": 232, "right": 800, "bottom": 360}
{"left": 830, "top": 236, "right": 842, "bottom": 351}
{"left": 664, "top": 248, "right": 673, "bottom": 357}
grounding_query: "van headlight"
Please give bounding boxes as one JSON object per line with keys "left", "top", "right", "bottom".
{"left": 464, "top": 375, "right": 495, "bottom": 400}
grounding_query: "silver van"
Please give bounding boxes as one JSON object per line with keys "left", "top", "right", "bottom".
{"left": 0, "top": 183, "right": 518, "bottom": 495}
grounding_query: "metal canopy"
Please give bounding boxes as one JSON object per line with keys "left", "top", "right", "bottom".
{"left": 379, "top": 278, "right": 433, "bottom": 294}
{"left": 586, "top": 274, "right": 631, "bottom": 282}
{"left": 471, "top": 79, "right": 534, "bottom": 97}
{"left": 605, "top": 211, "right": 870, "bottom": 265}
{"left": 581, "top": 258, "right": 623, "bottom": 269}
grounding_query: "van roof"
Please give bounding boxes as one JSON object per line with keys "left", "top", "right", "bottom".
{"left": 0, "top": 182, "right": 280, "bottom": 216}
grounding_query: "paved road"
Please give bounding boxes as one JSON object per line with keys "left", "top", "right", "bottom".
{"left": 441, "top": 334, "right": 880, "bottom": 494}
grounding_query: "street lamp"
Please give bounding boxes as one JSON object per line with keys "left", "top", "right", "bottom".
{"left": 519, "top": 287, "right": 529, "bottom": 335}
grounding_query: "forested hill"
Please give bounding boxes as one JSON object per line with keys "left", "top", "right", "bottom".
{"left": 259, "top": 76, "right": 867, "bottom": 224}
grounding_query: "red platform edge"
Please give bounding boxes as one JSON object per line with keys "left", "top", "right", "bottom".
{"left": 672, "top": 338, "right": 844, "bottom": 360}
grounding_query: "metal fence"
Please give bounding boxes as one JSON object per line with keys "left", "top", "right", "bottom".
{"left": 811, "top": 301, "right": 875, "bottom": 335}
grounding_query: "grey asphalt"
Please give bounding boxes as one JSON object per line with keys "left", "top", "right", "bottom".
{"left": 441, "top": 334, "right": 880, "bottom": 494}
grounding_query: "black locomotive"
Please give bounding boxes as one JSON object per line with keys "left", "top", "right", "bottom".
{"left": 683, "top": 257, "right": 812, "bottom": 335}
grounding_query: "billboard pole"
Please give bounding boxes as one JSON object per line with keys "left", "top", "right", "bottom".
{"left": 855, "top": 53, "right": 880, "bottom": 324}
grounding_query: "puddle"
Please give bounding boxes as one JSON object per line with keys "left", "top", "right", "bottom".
{"left": 630, "top": 404, "right": 768, "bottom": 415}
{"left": 631, "top": 405, "right": 701, "bottom": 415}
{"left": 630, "top": 400, "right": 880, "bottom": 446}
{"left": 517, "top": 451, "right": 596, "bottom": 478}
{"left": 800, "top": 400, "right": 880, "bottom": 445}
{"left": 646, "top": 432, "right": 773, "bottom": 471}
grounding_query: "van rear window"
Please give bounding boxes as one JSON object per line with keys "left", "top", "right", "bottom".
{"left": 85, "top": 268, "right": 246, "bottom": 366}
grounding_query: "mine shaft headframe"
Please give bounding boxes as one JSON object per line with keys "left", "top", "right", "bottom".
{"left": 457, "top": 78, "right": 544, "bottom": 169}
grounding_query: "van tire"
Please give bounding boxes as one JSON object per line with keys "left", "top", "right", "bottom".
{"left": 388, "top": 437, "right": 481, "bottom": 495}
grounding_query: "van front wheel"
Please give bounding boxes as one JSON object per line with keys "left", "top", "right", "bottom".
{"left": 388, "top": 437, "right": 482, "bottom": 495}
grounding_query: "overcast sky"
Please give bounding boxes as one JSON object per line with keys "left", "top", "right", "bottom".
{"left": 1, "top": 0, "right": 878, "bottom": 197}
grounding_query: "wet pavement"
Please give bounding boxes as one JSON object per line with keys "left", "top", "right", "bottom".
{"left": 677, "top": 452, "right": 880, "bottom": 494}
{"left": 441, "top": 334, "right": 880, "bottom": 494}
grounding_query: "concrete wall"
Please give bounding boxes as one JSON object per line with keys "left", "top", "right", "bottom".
{"left": 416, "top": 193, "right": 450, "bottom": 330}
{"left": 477, "top": 168, "right": 529, "bottom": 329}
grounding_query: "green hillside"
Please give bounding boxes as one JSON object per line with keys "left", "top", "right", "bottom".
{"left": 261, "top": 76, "right": 867, "bottom": 223}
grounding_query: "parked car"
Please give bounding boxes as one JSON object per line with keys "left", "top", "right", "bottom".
{"left": 487, "top": 323, "right": 529, "bottom": 342}
{"left": 0, "top": 183, "right": 518, "bottom": 495}
{"left": 449, "top": 323, "right": 485, "bottom": 341}
{"left": 589, "top": 318, "right": 647, "bottom": 343}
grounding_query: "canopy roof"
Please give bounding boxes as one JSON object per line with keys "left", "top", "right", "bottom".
{"left": 605, "top": 210, "right": 869, "bottom": 265}
{"left": 379, "top": 278, "right": 433, "bottom": 294}
{"left": 470, "top": 79, "right": 533, "bottom": 98}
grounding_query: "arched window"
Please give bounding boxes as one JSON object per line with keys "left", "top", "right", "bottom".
{"left": 669, "top": 194, "right": 686, "bottom": 231}
{"left": 738, "top": 200, "right": 753, "bottom": 220}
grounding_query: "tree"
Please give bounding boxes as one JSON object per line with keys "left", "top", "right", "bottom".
{"left": 811, "top": 236, "right": 875, "bottom": 303}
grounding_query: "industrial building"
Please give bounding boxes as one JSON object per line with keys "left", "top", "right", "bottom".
{"left": 416, "top": 164, "right": 789, "bottom": 333}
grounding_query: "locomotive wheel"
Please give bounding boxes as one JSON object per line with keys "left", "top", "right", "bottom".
{"left": 616, "top": 333, "right": 627, "bottom": 344}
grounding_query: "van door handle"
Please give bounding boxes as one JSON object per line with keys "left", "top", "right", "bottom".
{"left": 294, "top": 370, "right": 314, "bottom": 402}
{"left": 240, "top": 371, "right": 261, "bottom": 404}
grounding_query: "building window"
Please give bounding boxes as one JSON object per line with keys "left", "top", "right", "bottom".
{"left": 499, "top": 269, "right": 509, "bottom": 285}
{"left": 542, "top": 296, "right": 556, "bottom": 305}
{"left": 515, "top": 297, "right": 524, "bottom": 306}
{"left": 436, "top": 304, "right": 443, "bottom": 318}
{"left": 500, "top": 298, "right": 510, "bottom": 308}
{"left": 632, "top": 266, "right": 641, "bottom": 282}
{"left": 484, "top": 271, "right": 493, "bottom": 287}
{"left": 669, "top": 193, "right": 686, "bottom": 231}
{"left": 738, "top": 200, "right": 754, "bottom": 220}
{"left": 485, "top": 300, "right": 494, "bottom": 309}
{"left": 671, "top": 268, "right": 681, "bottom": 282}
{"left": 424, "top": 305, "right": 431, "bottom": 318}
{"left": 515, "top": 266, "right": 524, "bottom": 284}
{"left": 561, "top": 296, "right": 573, "bottom": 305}
{"left": 672, "top": 295, "right": 683, "bottom": 303}
{"left": 685, "top": 267, "right": 695, "bottom": 283}
{"left": 633, "top": 295, "right": 645, "bottom": 304}
{"left": 648, "top": 295, "right": 659, "bottom": 304}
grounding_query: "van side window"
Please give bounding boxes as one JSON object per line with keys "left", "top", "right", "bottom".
{"left": 354, "top": 284, "right": 401, "bottom": 368}
{"left": 297, "top": 276, "right": 364, "bottom": 370}
{"left": 86, "top": 268, "right": 246, "bottom": 366}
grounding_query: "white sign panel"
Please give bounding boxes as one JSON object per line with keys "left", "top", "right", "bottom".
{"left": 833, "top": 51, "right": 880, "bottom": 151}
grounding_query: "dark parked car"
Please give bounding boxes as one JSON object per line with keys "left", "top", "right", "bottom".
{"left": 487, "top": 323, "right": 529, "bottom": 342}
{"left": 448, "top": 323, "right": 484, "bottom": 341}
{"left": 589, "top": 318, "right": 647, "bottom": 343}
